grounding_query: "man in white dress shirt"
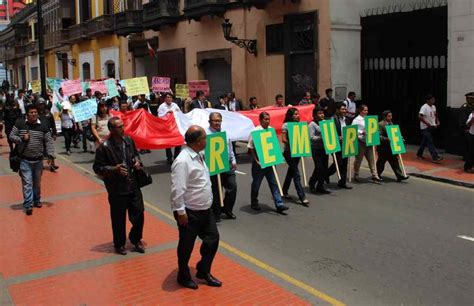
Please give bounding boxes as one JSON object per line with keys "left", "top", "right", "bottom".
{"left": 343, "top": 91, "right": 357, "bottom": 124}
{"left": 171, "top": 125, "right": 222, "bottom": 290}
{"left": 158, "top": 93, "right": 182, "bottom": 164}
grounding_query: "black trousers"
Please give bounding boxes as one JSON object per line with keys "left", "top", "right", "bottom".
{"left": 108, "top": 189, "right": 145, "bottom": 248}
{"left": 210, "top": 171, "right": 237, "bottom": 217}
{"left": 309, "top": 147, "right": 328, "bottom": 189}
{"left": 62, "top": 128, "right": 74, "bottom": 151}
{"left": 464, "top": 134, "right": 474, "bottom": 170}
{"left": 376, "top": 147, "right": 404, "bottom": 179}
{"left": 176, "top": 208, "right": 219, "bottom": 280}
{"left": 328, "top": 151, "right": 348, "bottom": 185}
{"left": 166, "top": 146, "right": 181, "bottom": 161}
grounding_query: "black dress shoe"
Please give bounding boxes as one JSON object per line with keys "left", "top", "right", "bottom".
{"left": 177, "top": 278, "right": 198, "bottom": 290}
{"left": 33, "top": 202, "right": 42, "bottom": 208}
{"left": 251, "top": 204, "right": 261, "bottom": 211}
{"left": 115, "top": 247, "right": 127, "bottom": 255}
{"left": 316, "top": 188, "right": 331, "bottom": 194}
{"left": 337, "top": 184, "right": 353, "bottom": 190}
{"left": 309, "top": 186, "right": 317, "bottom": 193}
{"left": 276, "top": 205, "right": 289, "bottom": 213}
{"left": 196, "top": 272, "right": 222, "bottom": 287}
{"left": 224, "top": 212, "right": 236, "bottom": 219}
{"left": 133, "top": 242, "right": 145, "bottom": 253}
{"left": 25, "top": 208, "right": 33, "bottom": 216}
{"left": 397, "top": 176, "right": 409, "bottom": 182}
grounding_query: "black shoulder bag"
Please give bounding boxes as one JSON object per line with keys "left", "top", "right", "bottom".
{"left": 9, "top": 128, "right": 29, "bottom": 172}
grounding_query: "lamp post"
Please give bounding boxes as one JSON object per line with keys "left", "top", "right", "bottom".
{"left": 37, "top": 0, "right": 47, "bottom": 98}
{"left": 221, "top": 19, "right": 257, "bottom": 56}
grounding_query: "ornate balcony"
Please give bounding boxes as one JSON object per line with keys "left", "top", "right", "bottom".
{"left": 24, "top": 41, "right": 38, "bottom": 56}
{"left": 14, "top": 44, "right": 27, "bottom": 59}
{"left": 183, "top": 0, "right": 229, "bottom": 21}
{"left": 115, "top": 10, "right": 143, "bottom": 37}
{"left": 12, "top": 23, "right": 28, "bottom": 40}
{"left": 143, "top": 0, "right": 180, "bottom": 31}
{"left": 238, "top": 0, "right": 272, "bottom": 9}
{"left": 44, "top": 29, "right": 69, "bottom": 50}
{"left": 68, "top": 23, "right": 88, "bottom": 44}
{"left": 86, "top": 15, "right": 115, "bottom": 38}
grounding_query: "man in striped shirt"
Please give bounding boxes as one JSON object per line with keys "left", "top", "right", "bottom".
{"left": 9, "top": 104, "right": 55, "bottom": 215}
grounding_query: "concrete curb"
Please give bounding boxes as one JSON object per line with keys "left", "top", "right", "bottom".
{"left": 409, "top": 172, "right": 474, "bottom": 189}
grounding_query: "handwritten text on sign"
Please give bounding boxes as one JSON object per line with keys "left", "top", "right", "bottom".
{"left": 61, "top": 79, "right": 83, "bottom": 96}
{"left": 71, "top": 98, "right": 97, "bottom": 122}
{"left": 188, "top": 80, "right": 210, "bottom": 99}
{"left": 152, "top": 77, "right": 171, "bottom": 93}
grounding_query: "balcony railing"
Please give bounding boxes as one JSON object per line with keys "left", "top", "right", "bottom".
{"left": 86, "top": 15, "right": 115, "bottom": 38}
{"left": 143, "top": 0, "right": 180, "bottom": 31}
{"left": 24, "top": 41, "right": 38, "bottom": 56}
{"left": 14, "top": 44, "right": 26, "bottom": 59}
{"left": 68, "top": 23, "right": 88, "bottom": 43}
{"left": 183, "top": 0, "right": 229, "bottom": 21}
{"left": 44, "top": 29, "right": 69, "bottom": 50}
{"left": 115, "top": 10, "right": 143, "bottom": 37}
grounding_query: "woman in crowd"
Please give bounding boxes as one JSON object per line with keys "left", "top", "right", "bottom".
{"left": 352, "top": 104, "right": 382, "bottom": 182}
{"left": 91, "top": 101, "right": 111, "bottom": 146}
{"left": 60, "top": 104, "right": 75, "bottom": 155}
{"left": 281, "top": 108, "right": 310, "bottom": 206}
{"left": 308, "top": 107, "right": 330, "bottom": 194}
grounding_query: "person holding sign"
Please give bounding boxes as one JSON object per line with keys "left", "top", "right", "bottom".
{"left": 190, "top": 91, "right": 209, "bottom": 110}
{"left": 171, "top": 126, "right": 222, "bottom": 290}
{"left": 158, "top": 93, "right": 182, "bottom": 164}
{"left": 207, "top": 112, "right": 237, "bottom": 222}
{"left": 248, "top": 112, "right": 289, "bottom": 213}
{"left": 327, "top": 102, "right": 352, "bottom": 189}
{"left": 308, "top": 107, "right": 330, "bottom": 194}
{"left": 352, "top": 105, "right": 382, "bottom": 183}
{"left": 376, "top": 110, "right": 409, "bottom": 182}
{"left": 282, "top": 108, "right": 310, "bottom": 206}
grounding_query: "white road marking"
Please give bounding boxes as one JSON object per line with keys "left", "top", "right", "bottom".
{"left": 457, "top": 235, "right": 474, "bottom": 242}
{"left": 235, "top": 170, "right": 247, "bottom": 175}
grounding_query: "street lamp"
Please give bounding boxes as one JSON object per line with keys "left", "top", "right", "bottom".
{"left": 221, "top": 19, "right": 257, "bottom": 56}
{"left": 55, "top": 51, "right": 76, "bottom": 66}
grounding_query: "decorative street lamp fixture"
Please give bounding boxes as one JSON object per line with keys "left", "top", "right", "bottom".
{"left": 55, "top": 51, "right": 76, "bottom": 66}
{"left": 221, "top": 19, "right": 257, "bottom": 56}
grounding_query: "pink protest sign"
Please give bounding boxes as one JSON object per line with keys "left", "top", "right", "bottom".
{"left": 188, "top": 80, "right": 210, "bottom": 98}
{"left": 152, "top": 77, "right": 171, "bottom": 93}
{"left": 61, "top": 79, "right": 82, "bottom": 96}
{"left": 90, "top": 80, "right": 107, "bottom": 94}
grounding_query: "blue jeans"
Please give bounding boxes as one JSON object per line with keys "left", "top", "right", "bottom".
{"left": 250, "top": 160, "right": 283, "bottom": 208}
{"left": 19, "top": 159, "right": 43, "bottom": 209}
{"left": 282, "top": 152, "right": 306, "bottom": 201}
{"left": 417, "top": 128, "right": 439, "bottom": 160}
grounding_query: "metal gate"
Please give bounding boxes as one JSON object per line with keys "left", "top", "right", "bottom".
{"left": 361, "top": 4, "right": 447, "bottom": 146}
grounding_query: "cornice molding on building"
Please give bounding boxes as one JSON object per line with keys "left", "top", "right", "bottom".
{"left": 331, "top": 23, "right": 361, "bottom": 32}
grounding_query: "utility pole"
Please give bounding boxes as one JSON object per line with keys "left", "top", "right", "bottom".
{"left": 36, "top": 0, "right": 47, "bottom": 98}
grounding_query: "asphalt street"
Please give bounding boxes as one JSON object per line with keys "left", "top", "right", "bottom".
{"left": 54, "top": 141, "right": 473, "bottom": 305}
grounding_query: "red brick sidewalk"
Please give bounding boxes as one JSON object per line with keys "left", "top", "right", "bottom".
{"left": 0, "top": 141, "right": 314, "bottom": 305}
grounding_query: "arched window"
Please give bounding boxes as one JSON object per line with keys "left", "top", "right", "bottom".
{"left": 82, "top": 62, "right": 91, "bottom": 81}
{"left": 105, "top": 61, "right": 115, "bottom": 78}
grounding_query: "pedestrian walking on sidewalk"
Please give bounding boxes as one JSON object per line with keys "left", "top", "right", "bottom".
{"left": 417, "top": 94, "right": 443, "bottom": 163}
{"left": 171, "top": 125, "right": 222, "bottom": 290}
{"left": 376, "top": 110, "right": 409, "bottom": 182}
{"left": 9, "top": 104, "right": 55, "bottom": 215}
{"left": 93, "top": 117, "right": 146, "bottom": 256}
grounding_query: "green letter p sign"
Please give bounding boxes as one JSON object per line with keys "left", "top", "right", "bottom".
{"left": 320, "top": 119, "right": 341, "bottom": 154}
{"left": 364, "top": 115, "right": 380, "bottom": 146}
{"left": 205, "top": 131, "right": 230, "bottom": 176}
{"left": 385, "top": 125, "right": 406, "bottom": 154}
{"left": 288, "top": 122, "right": 311, "bottom": 157}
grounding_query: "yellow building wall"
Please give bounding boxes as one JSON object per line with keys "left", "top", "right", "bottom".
{"left": 46, "top": 51, "right": 56, "bottom": 78}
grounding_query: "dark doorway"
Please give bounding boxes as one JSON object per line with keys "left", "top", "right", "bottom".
{"left": 284, "top": 11, "right": 317, "bottom": 105}
{"left": 202, "top": 58, "right": 232, "bottom": 106}
{"left": 157, "top": 48, "right": 186, "bottom": 92}
{"left": 361, "top": 5, "right": 448, "bottom": 146}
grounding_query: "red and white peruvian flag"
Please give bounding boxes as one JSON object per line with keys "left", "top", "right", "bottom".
{"left": 147, "top": 41, "right": 157, "bottom": 58}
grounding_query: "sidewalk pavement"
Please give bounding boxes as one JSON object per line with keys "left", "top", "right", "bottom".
{"left": 397, "top": 145, "right": 473, "bottom": 188}
{"left": 0, "top": 139, "right": 313, "bottom": 305}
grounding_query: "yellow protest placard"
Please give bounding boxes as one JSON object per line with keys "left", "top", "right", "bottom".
{"left": 124, "top": 77, "right": 149, "bottom": 96}
{"left": 31, "top": 80, "right": 41, "bottom": 93}
{"left": 175, "top": 84, "right": 189, "bottom": 99}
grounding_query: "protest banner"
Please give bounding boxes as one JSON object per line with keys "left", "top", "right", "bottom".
{"left": 47, "top": 78, "right": 63, "bottom": 91}
{"left": 31, "top": 80, "right": 41, "bottom": 93}
{"left": 71, "top": 98, "right": 97, "bottom": 122}
{"left": 105, "top": 79, "right": 119, "bottom": 97}
{"left": 61, "top": 79, "right": 82, "bottom": 96}
{"left": 386, "top": 124, "right": 407, "bottom": 176}
{"left": 342, "top": 125, "right": 359, "bottom": 182}
{"left": 287, "top": 122, "right": 311, "bottom": 186}
{"left": 320, "top": 119, "right": 342, "bottom": 179}
{"left": 175, "top": 84, "right": 189, "bottom": 99}
{"left": 90, "top": 80, "right": 107, "bottom": 94}
{"left": 251, "top": 127, "right": 285, "bottom": 195}
{"left": 81, "top": 81, "right": 90, "bottom": 93}
{"left": 152, "top": 77, "right": 171, "bottom": 93}
{"left": 365, "top": 115, "right": 380, "bottom": 165}
{"left": 124, "top": 77, "right": 149, "bottom": 96}
{"left": 205, "top": 132, "right": 230, "bottom": 207}
{"left": 188, "top": 80, "right": 210, "bottom": 99}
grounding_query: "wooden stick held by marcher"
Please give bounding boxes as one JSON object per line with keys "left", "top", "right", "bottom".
{"left": 217, "top": 174, "right": 224, "bottom": 207}
{"left": 333, "top": 153, "right": 341, "bottom": 180}
{"left": 398, "top": 154, "right": 407, "bottom": 177}
{"left": 301, "top": 157, "right": 308, "bottom": 187}
{"left": 272, "top": 165, "right": 284, "bottom": 196}
{"left": 348, "top": 157, "right": 352, "bottom": 183}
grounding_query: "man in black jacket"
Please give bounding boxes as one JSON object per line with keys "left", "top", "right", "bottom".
{"left": 189, "top": 91, "right": 209, "bottom": 111}
{"left": 93, "top": 117, "right": 146, "bottom": 255}
{"left": 37, "top": 98, "right": 59, "bottom": 172}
